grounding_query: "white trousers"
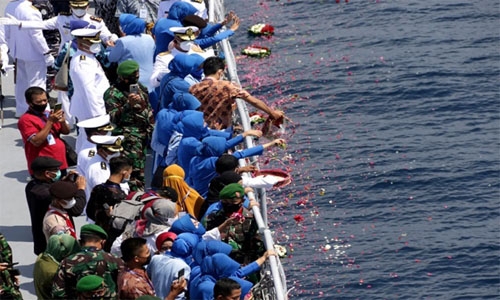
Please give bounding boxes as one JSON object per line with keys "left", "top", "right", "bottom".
{"left": 15, "top": 59, "right": 46, "bottom": 117}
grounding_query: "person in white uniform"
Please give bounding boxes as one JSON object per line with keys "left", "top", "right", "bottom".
{"left": 85, "top": 135, "right": 130, "bottom": 202}
{"left": 75, "top": 114, "right": 114, "bottom": 178}
{"left": 3, "top": 0, "right": 116, "bottom": 53}
{"left": 69, "top": 28, "right": 110, "bottom": 153}
{"left": 4, "top": 0, "right": 54, "bottom": 117}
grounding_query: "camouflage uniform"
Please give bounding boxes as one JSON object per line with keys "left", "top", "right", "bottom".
{"left": 202, "top": 207, "right": 265, "bottom": 264}
{"left": 104, "top": 83, "right": 154, "bottom": 191}
{"left": 52, "top": 246, "right": 125, "bottom": 299}
{"left": 0, "top": 233, "right": 22, "bottom": 300}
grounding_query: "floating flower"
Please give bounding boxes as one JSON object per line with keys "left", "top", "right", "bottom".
{"left": 293, "top": 214, "right": 305, "bottom": 223}
{"left": 241, "top": 45, "right": 271, "bottom": 58}
{"left": 248, "top": 23, "right": 275, "bottom": 36}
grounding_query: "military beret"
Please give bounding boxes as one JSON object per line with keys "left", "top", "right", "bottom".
{"left": 76, "top": 275, "right": 104, "bottom": 292}
{"left": 49, "top": 181, "right": 79, "bottom": 200}
{"left": 219, "top": 183, "right": 245, "bottom": 200}
{"left": 117, "top": 60, "right": 140, "bottom": 77}
{"left": 31, "top": 156, "right": 62, "bottom": 171}
{"left": 182, "top": 15, "right": 207, "bottom": 29}
{"left": 80, "top": 224, "right": 108, "bottom": 239}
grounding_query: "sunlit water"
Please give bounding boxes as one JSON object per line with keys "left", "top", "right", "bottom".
{"left": 226, "top": 0, "right": 500, "bottom": 298}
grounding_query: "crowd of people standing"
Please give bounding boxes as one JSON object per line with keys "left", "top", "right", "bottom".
{"left": 0, "top": 0, "right": 287, "bottom": 299}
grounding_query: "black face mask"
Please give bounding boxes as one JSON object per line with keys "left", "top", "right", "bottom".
{"left": 31, "top": 103, "right": 46, "bottom": 113}
{"left": 223, "top": 203, "right": 242, "bottom": 214}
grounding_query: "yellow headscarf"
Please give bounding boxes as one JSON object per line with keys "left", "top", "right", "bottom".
{"left": 163, "top": 164, "right": 204, "bottom": 219}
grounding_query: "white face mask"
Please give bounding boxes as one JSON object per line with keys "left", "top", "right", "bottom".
{"left": 72, "top": 8, "right": 87, "bottom": 18}
{"left": 106, "top": 152, "right": 121, "bottom": 162}
{"left": 89, "top": 43, "right": 101, "bottom": 54}
{"left": 62, "top": 198, "right": 76, "bottom": 209}
{"left": 179, "top": 41, "right": 194, "bottom": 52}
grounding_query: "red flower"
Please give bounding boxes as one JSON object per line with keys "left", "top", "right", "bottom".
{"left": 293, "top": 214, "right": 305, "bottom": 223}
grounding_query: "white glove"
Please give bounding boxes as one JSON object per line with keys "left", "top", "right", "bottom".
{"left": 44, "top": 53, "right": 55, "bottom": 67}
{"left": 0, "top": 14, "right": 21, "bottom": 26}
{"left": 0, "top": 44, "right": 9, "bottom": 68}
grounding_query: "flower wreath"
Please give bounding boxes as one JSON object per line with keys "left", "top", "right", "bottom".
{"left": 248, "top": 23, "right": 275, "bottom": 36}
{"left": 241, "top": 45, "right": 271, "bottom": 58}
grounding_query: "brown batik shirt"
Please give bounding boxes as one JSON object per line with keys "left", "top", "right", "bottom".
{"left": 190, "top": 77, "right": 251, "bottom": 129}
{"left": 117, "top": 267, "right": 156, "bottom": 299}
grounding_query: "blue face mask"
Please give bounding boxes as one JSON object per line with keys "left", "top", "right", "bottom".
{"left": 51, "top": 170, "right": 62, "bottom": 182}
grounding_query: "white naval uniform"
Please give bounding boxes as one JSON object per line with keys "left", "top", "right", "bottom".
{"left": 85, "top": 154, "right": 130, "bottom": 202}
{"left": 20, "top": 13, "right": 113, "bottom": 53}
{"left": 76, "top": 139, "right": 97, "bottom": 178}
{"left": 4, "top": 0, "right": 49, "bottom": 117}
{"left": 69, "top": 50, "right": 109, "bottom": 152}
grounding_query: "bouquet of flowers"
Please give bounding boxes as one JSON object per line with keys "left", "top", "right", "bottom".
{"left": 248, "top": 23, "right": 275, "bottom": 36}
{"left": 241, "top": 45, "right": 271, "bottom": 58}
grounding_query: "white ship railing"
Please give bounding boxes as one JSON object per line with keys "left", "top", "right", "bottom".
{"left": 208, "top": 1, "right": 288, "bottom": 299}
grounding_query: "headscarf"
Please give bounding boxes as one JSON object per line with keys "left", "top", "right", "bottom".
{"left": 169, "top": 213, "right": 206, "bottom": 236}
{"left": 136, "top": 198, "right": 177, "bottom": 237}
{"left": 197, "top": 136, "right": 227, "bottom": 157}
{"left": 44, "top": 234, "right": 80, "bottom": 263}
{"left": 163, "top": 164, "right": 204, "bottom": 218}
{"left": 171, "top": 92, "right": 201, "bottom": 111}
{"left": 193, "top": 240, "right": 232, "bottom": 266}
{"left": 171, "top": 232, "right": 200, "bottom": 264}
{"left": 176, "top": 110, "right": 208, "bottom": 139}
{"left": 200, "top": 253, "right": 240, "bottom": 278}
{"left": 119, "top": 13, "right": 146, "bottom": 35}
{"left": 167, "top": 2, "right": 198, "bottom": 22}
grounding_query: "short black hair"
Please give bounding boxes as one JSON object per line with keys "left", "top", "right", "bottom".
{"left": 109, "top": 157, "right": 132, "bottom": 175}
{"left": 215, "top": 154, "right": 238, "bottom": 174}
{"left": 157, "top": 186, "right": 179, "bottom": 202}
{"left": 213, "top": 278, "right": 241, "bottom": 297}
{"left": 203, "top": 56, "right": 225, "bottom": 76}
{"left": 120, "top": 237, "right": 147, "bottom": 262}
{"left": 25, "top": 86, "right": 47, "bottom": 104}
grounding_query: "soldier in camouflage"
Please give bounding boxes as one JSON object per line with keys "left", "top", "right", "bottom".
{"left": 0, "top": 233, "right": 22, "bottom": 300}
{"left": 52, "top": 224, "right": 125, "bottom": 299}
{"left": 93, "top": 0, "right": 120, "bottom": 35}
{"left": 104, "top": 60, "right": 154, "bottom": 191}
{"left": 201, "top": 183, "right": 266, "bottom": 264}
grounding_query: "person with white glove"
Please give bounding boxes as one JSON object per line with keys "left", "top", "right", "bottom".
{"left": 1, "top": 0, "right": 116, "bottom": 54}
{"left": 0, "top": 24, "right": 11, "bottom": 73}
{"left": 4, "top": 0, "right": 52, "bottom": 117}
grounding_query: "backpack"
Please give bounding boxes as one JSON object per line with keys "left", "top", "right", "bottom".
{"left": 110, "top": 191, "right": 162, "bottom": 231}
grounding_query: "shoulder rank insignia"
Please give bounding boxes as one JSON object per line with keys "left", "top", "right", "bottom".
{"left": 80, "top": 55, "right": 86, "bottom": 60}
{"left": 88, "top": 150, "right": 95, "bottom": 158}
{"left": 100, "top": 161, "right": 107, "bottom": 170}
{"left": 159, "top": 51, "right": 170, "bottom": 56}
{"left": 30, "top": 5, "right": 39, "bottom": 11}
{"left": 191, "top": 0, "right": 203, "bottom": 3}
{"left": 90, "top": 15, "right": 103, "bottom": 22}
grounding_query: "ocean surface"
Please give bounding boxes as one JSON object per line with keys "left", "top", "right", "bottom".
{"left": 225, "top": 0, "right": 500, "bottom": 299}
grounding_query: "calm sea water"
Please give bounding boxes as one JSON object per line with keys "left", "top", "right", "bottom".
{"left": 226, "top": 0, "right": 500, "bottom": 298}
